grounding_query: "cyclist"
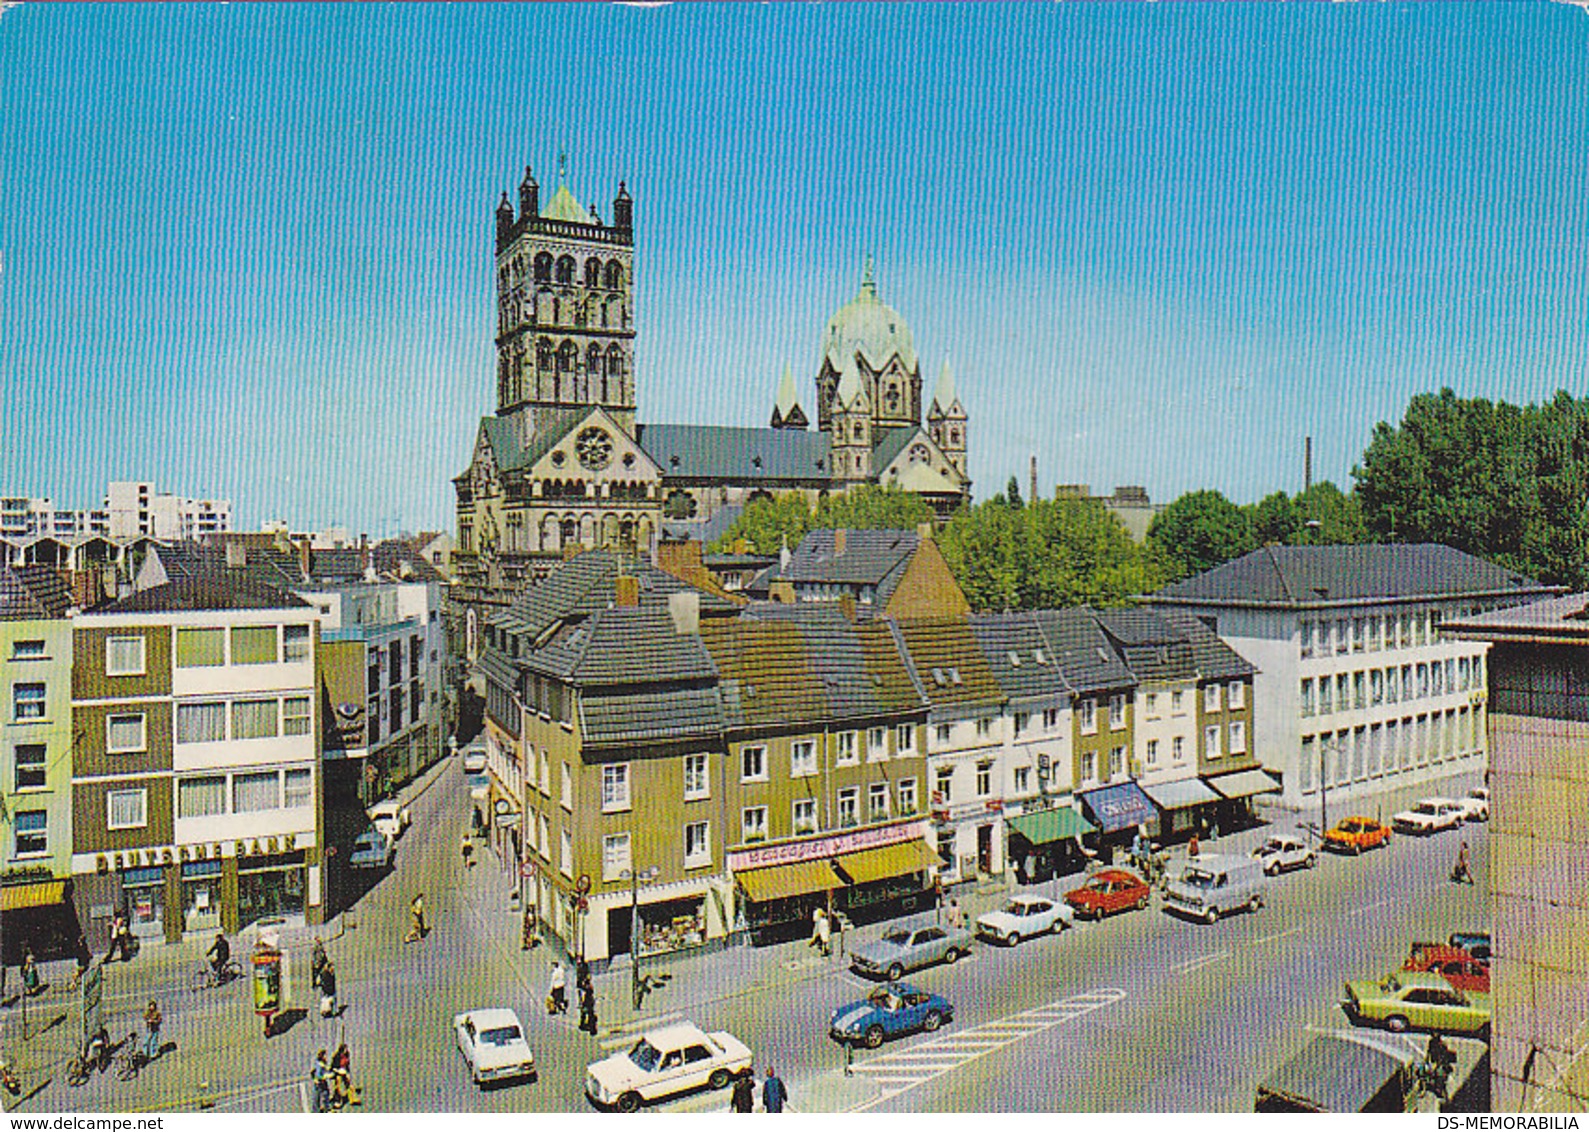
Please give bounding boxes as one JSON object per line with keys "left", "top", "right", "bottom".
{"left": 206, "top": 931, "right": 231, "bottom": 980}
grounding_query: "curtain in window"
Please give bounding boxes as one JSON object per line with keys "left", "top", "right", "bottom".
{"left": 178, "top": 776, "right": 226, "bottom": 818}
{"left": 232, "top": 772, "right": 280, "bottom": 813}
{"left": 176, "top": 628, "right": 225, "bottom": 667}
{"left": 282, "top": 624, "right": 310, "bottom": 663}
{"left": 231, "top": 626, "right": 278, "bottom": 665}
{"left": 108, "top": 790, "right": 145, "bottom": 827}
{"left": 107, "top": 636, "right": 144, "bottom": 674}
{"left": 284, "top": 768, "right": 312, "bottom": 808}
{"left": 176, "top": 702, "right": 227, "bottom": 744}
{"left": 232, "top": 699, "right": 279, "bottom": 740}
{"left": 282, "top": 697, "right": 311, "bottom": 737}
{"left": 107, "top": 714, "right": 144, "bottom": 751}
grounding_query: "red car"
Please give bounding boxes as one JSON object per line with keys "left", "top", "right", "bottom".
{"left": 1405, "top": 944, "right": 1490, "bottom": 993}
{"left": 1064, "top": 869, "right": 1152, "bottom": 920}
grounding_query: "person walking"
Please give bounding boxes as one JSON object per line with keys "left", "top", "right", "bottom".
{"left": 319, "top": 959, "right": 338, "bottom": 1018}
{"left": 547, "top": 961, "right": 567, "bottom": 1015}
{"left": 141, "top": 999, "right": 163, "bottom": 1063}
{"left": 311, "top": 1050, "right": 331, "bottom": 1114}
{"left": 1452, "top": 841, "right": 1474, "bottom": 885}
{"left": 762, "top": 1066, "right": 787, "bottom": 1113}
{"left": 577, "top": 980, "right": 599, "bottom": 1035}
{"left": 1187, "top": 831, "right": 1201, "bottom": 860}
{"left": 311, "top": 936, "right": 328, "bottom": 992}
{"left": 68, "top": 932, "right": 92, "bottom": 991}
{"left": 460, "top": 834, "right": 475, "bottom": 869}
{"left": 330, "top": 1041, "right": 357, "bottom": 1108}
{"left": 105, "top": 911, "right": 129, "bottom": 963}
{"left": 730, "top": 1068, "right": 756, "bottom": 1112}
{"left": 404, "top": 893, "right": 426, "bottom": 943}
{"left": 20, "top": 949, "right": 40, "bottom": 997}
{"left": 946, "top": 897, "right": 964, "bottom": 931}
{"left": 810, "top": 906, "right": 831, "bottom": 957}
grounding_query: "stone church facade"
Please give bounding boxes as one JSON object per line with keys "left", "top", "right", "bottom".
{"left": 452, "top": 162, "right": 973, "bottom": 631}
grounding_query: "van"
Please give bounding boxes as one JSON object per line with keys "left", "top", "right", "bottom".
{"left": 1163, "top": 853, "right": 1265, "bottom": 923}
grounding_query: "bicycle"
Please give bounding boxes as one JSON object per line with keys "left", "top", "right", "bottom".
{"left": 65, "top": 1029, "right": 115, "bottom": 1088}
{"left": 191, "top": 959, "right": 242, "bottom": 990}
{"left": 114, "top": 1034, "right": 146, "bottom": 1082}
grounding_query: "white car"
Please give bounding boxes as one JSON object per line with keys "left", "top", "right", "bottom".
{"left": 975, "top": 893, "right": 1074, "bottom": 946}
{"left": 1457, "top": 786, "right": 1490, "bottom": 822}
{"left": 368, "top": 799, "right": 411, "bottom": 841}
{"left": 462, "top": 744, "right": 488, "bottom": 775}
{"left": 455, "top": 1008, "right": 536, "bottom": 1086}
{"left": 348, "top": 827, "right": 392, "bottom": 870}
{"left": 585, "top": 1021, "right": 752, "bottom": 1113}
{"left": 1250, "top": 834, "right": 1317, "bottom": 876}
{"left": 1392, "top": 797, "right": 1467, "bottom": 835}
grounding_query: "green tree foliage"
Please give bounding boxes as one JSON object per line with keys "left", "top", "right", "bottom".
{"left": 1147, "top": 490, "right": 1257, "bottom": 579}
{"left": 1249, "top": 491, "right": 1302, "bottom": 546}
{"left": 1355, "top": 388, "right": 1589, "bottom": 587}
{"left": 1005, "top": 475, "right": 1023, "bottom": 508}
{"left": 709, "top": 485, "right": 937, "bottom": 556}
{"left": 1294, "top": 481, "right": 1369, "bottom": 545}
{"left": 938, "top": 497, "right": 1172, "bottom": 611}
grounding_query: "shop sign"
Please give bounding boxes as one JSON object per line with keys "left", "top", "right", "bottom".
{"left": 728, "top": 820, "right": 927, "bottom": 872}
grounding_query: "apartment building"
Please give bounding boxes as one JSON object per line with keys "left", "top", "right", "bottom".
{"left": 1147, "top": 544, "right": 1559, "bottom": 810}
{"left": 69, "top": 578, "right": 322, "bottom": 944}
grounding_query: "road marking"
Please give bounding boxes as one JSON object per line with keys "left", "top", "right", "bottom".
{"left": 844, "top": 987, "right": 1127, "bottom": 1111}
{"left": 1349, "top": 898, "right": 1392, "bottom": 915}
{"left": 1252, "top": 926, "right": 1306, "bottom": 945}
{"left": 1171, "top": 950, "right": 1230, "bottom": 975}
{"left": 299, "top": 1082, "right": 311, "bottom": 1113}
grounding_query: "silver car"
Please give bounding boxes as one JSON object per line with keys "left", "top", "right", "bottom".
{"left": 850, "top": 921, "right": 974, "bottom": 982}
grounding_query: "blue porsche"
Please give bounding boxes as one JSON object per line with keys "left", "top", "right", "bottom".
{"left": 829, "top": 981, "right": 955, "bottom": 1049}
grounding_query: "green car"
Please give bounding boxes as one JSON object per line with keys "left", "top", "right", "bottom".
{"left": 1342, "top": 971, "right": 1490, "bottom": 1036}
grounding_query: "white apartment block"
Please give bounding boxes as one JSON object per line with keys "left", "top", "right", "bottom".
{"left": 104, "top": 481, "right": 232, "bottom": 540}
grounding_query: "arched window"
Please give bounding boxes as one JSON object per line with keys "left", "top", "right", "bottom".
{"left": 852, "top": 422, "right": 864, "bottom": 441}
{"left": 555, "top": 256, "right": 574, "bottom": 284}
{"left": 587, "top": 345, "right": 604, "bottom": 384}
{"left": 886, "top": 385, "right": 901, "bottom": 414}
{"left": 605, "top": 260, "right": 623, "bottom": 290}
{"left": 560, "top": 517, "right": 579, "bottom": 546}
{"left": 949, "top": 428, "right": 961, "bottom": 446}
{"left": 908, "top": 443, "right": 930, "bottom": 465}
{"left": 533, "top": 253, "right": 552, "bottom": 283}
{"left": 584, "top": 258, "right": 602, "bottom": 288}
{"left": 537, "top": 338, "right": 554, "bottom": 373}
{"left": 606, "top": 346, "right": 624, "bottom": 395}
{"left": 558, "top": 342, "right": 576, "bottom": 372}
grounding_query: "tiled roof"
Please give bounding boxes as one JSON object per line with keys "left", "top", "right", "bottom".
{"left": 527, "top": 606, "right": 719, "bottom": 686}
{"left": 1091, "top": 607, "right": 1200, "bottom": 683}
{"left": 304, "top": 548, "right": 365, "bottom": 583}
{"left": 490, "top": 549, "right": 735, "bottom": 640}
{"left": 579, "top": 686, "right": 725, "bottom": 747}
{"left": 1151, "top": 543, "right": 1555, "bottom": 608}
{"left": 478, "top": 409, "right": 586, "bottom": 475}
{"left": 1443, "top": 592, "right": 1589, "bottom": 639}
{"left": 967, "top": 612, "right": 1073, "bottom": 703}
{"left": 1030, "top": 608, "right": 1136, "bottom": 694}
{"left": 372, "top": 539, "right": 446, "bottom": 583}
{"left": 700, "top": 615, "right": 828, "bottom": 729}
{"left": 870, "top": 426, "right": 918, "bottom": 472}
{"left": 661, "top": 504, "right": 745, "bottom": 546}
{"left": 98, "top": 576, "right": 310, "bottom": 613}
{"left": 637, "top": 423, "right": 831, "bottom": 482}
{"left": 475, "top": 648, "right": 521, "bottom": 695}
{"left": 149, "top": 542, "right": 302, "bottom": 587}
{"left": 0, "top": 565, "right": 71, "bottom": 621}
{"left": 784, "top": 529, "right": 920, "bottom": 588}
{"left": 1153, "top": 609, "right": 1259, "bottom": 680}
{"left": 889, "top": 617, "right": 1004, "bottom": 715}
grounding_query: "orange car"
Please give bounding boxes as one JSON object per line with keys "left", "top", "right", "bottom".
{"left": 1323, "top": 816, "right": 1393, "bottom": 854}
{"left": 1404, "top": 944, "right": 1490, "bottom": 993}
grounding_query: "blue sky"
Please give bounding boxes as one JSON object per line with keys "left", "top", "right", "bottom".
{"left": 2, "top": 3, "right": 1585, "bottom": 533}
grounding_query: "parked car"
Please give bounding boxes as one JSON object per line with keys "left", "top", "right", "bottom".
{"left": 850, "top": 921, "right": 972, "bottom": 981}
{"left": 975, "top": 893, "right": 1074, "bottom": 946}
{"left": 348, "top": 827, "right": 393, "bottom": 870}
{"left": 1447, "top": 931, "right": 1491, "bottom": 962}
{"left": 1323, "top": 816, "right": 1393, "bottom": 854}
{"left": 467, "top": 773, "right": 490, "bottom": 804}
{"left": 585, "top": 1021, "right": 751, "bottom": 1113}
{"left": 1403, "top": 944, "right": 1490, "bottom": 993}
{"left": 454, "top": 1008, "right": 536, "bottom": 1086}
{"left": 1251, "top": 834, "right": 1318, "bottom": 876}
{"left": 1392, "top": 797, "right": 1467, "bottom": 835}
{"left": 1343, "top": 971, "right": 1490, "bottom": 1036}
{"left": 462, "top": 744, "right": 488, "bottom": 775}
{"left": 368, "top": 799, "right": 411, "bottom": 841}
{"left": 1163, "top": 854, "right": 1266, "bottom": 923}
{"left": 1064, "top": 869, "right": 1152, "bottom": 919}
{"left": 829, "top": 981, "right": 954, "bottom": 1049}
{"left": 1456, "top": 787, "right": 1490, "bottom": 822}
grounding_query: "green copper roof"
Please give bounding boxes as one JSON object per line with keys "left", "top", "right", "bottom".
{"left": 541, "top": 184, "right": 595, "bottom": 225}
{"left": 931, "top": 357, "right": 959, "bottom": 415}
{"left": 822, "top": 261, "right": 918, "bottom": 377}
{"left": 774, "top": 363, "right": 801, "bottom": 416}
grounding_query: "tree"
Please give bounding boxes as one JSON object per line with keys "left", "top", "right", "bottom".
{"left": 708, "top": 492, "right": 816, "bottom": 556}
{"left": 1293, "top": 481, "right": 1369, "bottom": 545}
{"left": 815, "top": 484, "right": 937, "bottom": 531}
{"left": 1248, "top": 491, "right": 1302, "bottom": 546}
{"left": 1147, "top": 490, "right": 1256, "bottom": 579}
{"left": 1005, "top": 475, "right": 1023, "bottom": 508}
{"left": 708, "top": 484, "right": 937, "bottom": 557}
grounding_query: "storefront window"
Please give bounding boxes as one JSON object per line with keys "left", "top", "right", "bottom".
{"left": 123, "top": 867, "right": 165, "bottom": 938}
{"left": 183, "top": 860, "right": 223, "bottom": 933}
{"left": 637, "top": 897, "right": 706, "bottom": 957}
{"left": 237, "top": 854, "right": 305, "bottom": 928}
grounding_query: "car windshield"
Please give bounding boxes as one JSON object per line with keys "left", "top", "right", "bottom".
{"left": 1182, "top": 869, "right": 1215, "bottom": 888}
{"left": 480, "top": 1025, "right": 522, "bottom": 1047}
{"left": 881, "top": 929, "right": 911, "bottom": 946}
{"left": 1413, "top": 803, "right": 1438, "bottom": 815}
{"left": 1259, "top": 840, "right": 1283, "bottom": 853}
{"left": 628, "top": 1039, "right": 662, "bottom": 1072}
{"left": 1343, "top": 821, "right": 1367, "bottom": 833}
{"left": 1379, "top": 975, "right": 1403, "bottom": 992}
{"left": 868, "top": 989, "right": 903, "bottom": 1011}
{"left": 1002, "top": 901, "right": 1030, "bottom": 915}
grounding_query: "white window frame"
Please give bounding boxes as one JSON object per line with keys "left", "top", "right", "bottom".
{"left": 740, "top": 745, "right": 767, "bottom": 783}
{"left": 934, "top": 766, "right": 954, "bottom": 804}
{"left": 561, "top": 763, "right": 573, "bottom": 811}
{"left": 1013, "top": 764, "right": 1031, "bottom": 793}
{"left": 559, "top": 829, "right": 573, "bottom": 877}
{"left": 867, "top": 727, "right": 888, "bottom": 761}
{"left": 1204, "top": 684, "right": 1221, "bottom": 713}
{"left": 105, "top": 635, "right": 146, "bottom": 677}
{"left": 835, "top": 731, "right": 859, "bottom": 766}
{"left": 1205, "top": 724, "right": 1222, "bottom": 759}
{"left": 683, "top": 753, "right": 709, "bottom": 801}
{"left": 107, "top": 787, "right": 148, "bottom": 830}
{"left": 898, "top": 777, "right": 918, "bottom": 815}
{"left": 1080, "top": 750, "right": 1097, "bottom": 783}
{"left": 1079, "top": 699, "right": 1097, "bottom": 735}
{"left": 601, "top": 832, "right": 632, "bottom": 882}
{"left": 12, "top": 809, "right": 47, "bottom": 857}
{"left": 106, "top": 712, "right": 146, "bottom": 754}
{"left": 792, "top": 798, "right": 817, "bottom": 836}
{"left": 1144, "top": 693, "right": 1159, "bottom": 718}
{"left": 975, "top": 761, "right": 992, "bottom": 797}
{"left": 1108, "top": 694, "right": 1125, "bottom": 729}
{"left": 837, "top": 786, "right": 860, "bottom": 827}
{"left": 1171, "top": 691, "right": 1185, "bottom": 715}
{"left": 1228, "top": 681, "right": 1245, "bottom": 709}
{"left": 790, "top": 740, "right": 818, "bottom": 779}
{"left": 13, "top": 683, "right": 46, "bottom": 722}
{"left": 741, "top": 806, "right": 768, "bottom": 843}
{"left": 1108, "top": 746, "right": 1124, "bottom": 779}
{"left": 1229, "top": 720, "right": 1247, "bottom": 755}
{"left": 282, "top": 695, "right": 312, "bottom": 737}
{"left": 1146, "top": 738, "right": 1159, "bottom": 766}
{"left": 1043, "top": 708, "right": 1059, "bottom": 730}
{"left": 895, "top": 724, "right": 915, "bottom": 753}
{"left": 683, "top": 821, "right": 711, "bottom": 869}
{"left": 1172, "top": 736, "right": 1185, "bottom": 763}
{"left": 868, "top": 781, "right": 890, "bottom": 821}
{"left": 601, "top": 763, "right": 631, "bottom": 813}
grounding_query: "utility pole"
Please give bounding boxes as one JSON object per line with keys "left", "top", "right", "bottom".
{"left": 625, "top": 865, "right": 659, "bottom": 1010}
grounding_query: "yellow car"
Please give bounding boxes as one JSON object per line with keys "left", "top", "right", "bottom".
{"left": 1342, "top": 971, "right": 1490, "bottom": 1036}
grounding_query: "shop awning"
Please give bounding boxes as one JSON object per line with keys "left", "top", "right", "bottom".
{"left": 1141, "top": 777, "right": 1222, "bottom": 811}
{"left": 0, "top": 880, "right": 66, "bottom": 913}
{"left": 1079, "top": 782, "right": 1159, "bottom": 833}
{"left": 735, "top": 859, "right": 839, "bottom": 903}
{"left": 834, "top": 839, "right": 941, "bottom": 885}
{"left": 1206, "top": 768, "right": 1283, "bottom": 800}
{"left": 1007, "top": 807, "right": 1096, "bottom": 845}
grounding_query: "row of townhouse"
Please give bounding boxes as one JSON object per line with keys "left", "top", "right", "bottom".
{"left": 475, "top": 543, "right": 1266, "bottom": 966}
{"left": 1, "top": 545, "right": 446, "bottom": 957}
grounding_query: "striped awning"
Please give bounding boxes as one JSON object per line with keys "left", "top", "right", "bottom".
{"left": 0, "top": 880, "right": 66, "bottom": 913}
{"left": 834, "top": 839, "right": 940, "bottom": 885}
{"left": 1141, "top": 777, "right": 1222, "bottom": 811}
{"left": 1207, "top": 768, "right": 1283, "bottom": 800}
{"left": 735, "top": 858, "right": 838, "bottom": 903}
{"left": 1007, "top": 807, "right": 1096, "bottom": 845}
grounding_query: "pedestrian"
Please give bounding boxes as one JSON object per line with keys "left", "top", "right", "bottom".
{"left": 311, "top": 936, "right": 328, "bottom": 991}
{"left": 142, "top": 999, "right": 163, "bottom": 1063}
{"left": 1188, "top": 831, "right": 1201, "bottom": 859}
{"left": 461, "top": 834, "right": 475, "bottom": 869}
{"left": 947, "top": 897, "right": 964, "bottom": 930}
{"left": 810, "top": 906, "right": 831, "bottom": 957}
{"left": 330, "top": 1041, "right": 358, "bottom": 1108}
{"left": 404, "top": 893, "right": 426, "bottom": 943}
{"left": 547, "top": 960, "right": 567, "bottom": 1015}
{"left": 576, "top": 956, "right": 591, "bottom": 993}
{"left": 730, "top": 1068, "right": 756, "bottom": 1112}
{"left": 319, "top": 958, "right": 338, "bottom": 1018}
{"left": 68, "top": 932, "right": 92, "bottom": 990}
{"left": 1452, "top": 841, "right": 1474, "bottom": 885}
{"left": 311, "top": 1049, "right": 331, "bottom": 1113}
{"left": 762, "top": 1066, "right": 787, "bottom": 1113}
{"left": 20, "top": 949, "right": 40, "bottom": 997}
{"left": 578, "top": 980, "right": 598, "bottom": 1035}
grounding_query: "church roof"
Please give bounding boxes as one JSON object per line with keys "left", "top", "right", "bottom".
{"left": 773, "top": 364, "right": 801, "bottom": 417}
{"left": 637, "top": 423, "right": 831, "bottom": 482}
{"left": 822, "top": 259, "right": 918, "bottom": 379}
{"left": 930, "top": 357, "right": 960, "bottom": 415}
{"left": 892, "top": 460, "right": 961, "bottom": 495}
{"left": 478, "top": 409, "right": 587, "bottom": 474}
{"left": 0, "top": 564, "right": 72, "bottom": 621}
{"left": 540, "top": 183, "right": 596, "bottom": 225}
{"left": 871, "top": 426, "right": 918, "bottom": 471}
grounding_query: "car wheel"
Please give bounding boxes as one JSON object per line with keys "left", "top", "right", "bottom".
{"left": 886, "top": 963, "right": 905, "bottom": 983}
{"left": 1135, "top": 895, "right": 1149, "bottom": 911}
{"left": 1249, "top": 893, "right": 1264, "bottom": 911}
{"left": 864, "top": 1025, "right": 885, "bottom": 1050}
{"left": 617, "top": 1091, "right": 643, "bottom": 1113}
{"left": 1306, "top": 854, "right": 1318, "bottom": 869}
{"left": 708, "top": 1068, "right": 732, "bottom": 1091}
{"left": 1204, "top": 906, "right": 1220, "bottom": 924}
{"left": 1004, "top": 931, "right": 1020, "bottom": 947}
{"left": 1353, "top": 842, "right": 1363, "bottom": 856}
{"left": 944, "top": 947, "right": 962, "bottom": 964}
{"left": 1263, "top": 862, "right": 1278, "bottom": 877}
{"left": 923, "top": 1010, "right": 943, "bottom": 1032}
{"left": 1386, "top": 1015, "right": 1410, "bottom": 1033}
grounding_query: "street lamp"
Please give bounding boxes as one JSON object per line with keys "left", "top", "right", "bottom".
{"left": 621, "top": 865, "right": 660, "bottom": 1010}
{"left": 1318, "top": 735, "right": 1340, "bottom": 839}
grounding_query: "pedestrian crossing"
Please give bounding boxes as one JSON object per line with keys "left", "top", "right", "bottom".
{"left": 596, "top": 1011, "right": 686, "bottom": 1051}
{"left": 844, "top": 987, "right": 1127, "bottom": 1110}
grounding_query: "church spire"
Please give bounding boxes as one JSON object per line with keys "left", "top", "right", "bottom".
{"left": 931, "top": 356, "right": 959, "bottom": 415}
{"left": 770, "top": 363, "right": 808, "bottom": 430}
{"left": 859, "top": 254, "right": 878, "bottom": 300}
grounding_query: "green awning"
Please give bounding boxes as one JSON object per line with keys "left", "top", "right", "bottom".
{"left": 1007, "top": 807, "right": 1096, "bottom": 845}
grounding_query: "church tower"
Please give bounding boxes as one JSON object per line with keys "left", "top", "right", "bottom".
{"left": 830, "top": 365, "right": 873, "bottom": 483}
{"left": 815, "top": 259, "right": 921, "bottom": 436}
{"left": 927, "top": 357, "right": 968, "bottom": 477}
{"left": 492, "top": 159, "right": 637, "bottom": 436}
{"left": 769, "top": 364, "right": 809, "bottom": 430}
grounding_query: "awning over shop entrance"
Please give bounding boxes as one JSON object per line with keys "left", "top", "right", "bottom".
{"left": 1141, "top": 777, "right": 1222, "bottom": 811}
{"left": 735, "top": 859, "right": 838, "bottom": 903}
{"left": 1207, "top": 768, "right": 1283, "bottom": 800}
{"left": 1007, "top": 807, "right": 1096, "bottom": 845}
{"left": 834, "top": 839, "right": 940, "bottom": 885}
{"left": 0, "top": 880, "right": 66, "bottom": 913}
{"left": 1079, "top": 782, "right": 1159, "bottom": 833}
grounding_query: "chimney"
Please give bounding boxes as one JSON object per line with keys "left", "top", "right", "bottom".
{"left": 834, "top": 528, "right": 847, "bottom": 557}
{"left": 297, "top": 539, "right": 311, "bottom": 580}
{"left": 225, "top": 541, "right": 246, "bottom": 569}
{"left": 615, "top": 575, "right": 639, "bottom": 608}
{"left": 1304, "top": 436, "right": 1313, "bottom": 492}
{"left": 667, "top": 590, "right": 700, "bottom": 634}
{"left": 837, "top": 594, "right": 857, "bottom": 623}
{"left": 1030, "top": 455, "right": 1038, "bottom": 511}
{"left": 769, "top": 580, "right": 796, "bottom": 604}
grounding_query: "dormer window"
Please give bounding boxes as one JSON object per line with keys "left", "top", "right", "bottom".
{"left": 1033, "top": 649, "right": 1048, "bottom": 665}
{"left": 932, "top": 667, "right": 947, "bottom": 686}
{"left": 1008, "top": 651, "right": 1021, "bottom": 668}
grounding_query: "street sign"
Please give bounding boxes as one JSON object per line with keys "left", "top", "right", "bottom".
{"left": 576, "top": 873, "right": 592, "bottom": 895}
{"left": 520, "top": 860, "right": 536, "bottom": 880}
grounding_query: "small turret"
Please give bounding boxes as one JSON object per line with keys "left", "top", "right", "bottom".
{"left": 613, "top": 181, "right": 633, "bottom": 233}
{"left": 495, "top": 192, "right": 514, "bottom": 245}
{"left": 518, "top": 165, "right": 538, "bottom": 219}
{"left": 830, "top": 365, "right": 872, "bottom": 482}
{"left": 770, "top": 363, "right": 809, "bottom": 430}
{"left": 928, "top": 357, "right": 967, "bottom": 475}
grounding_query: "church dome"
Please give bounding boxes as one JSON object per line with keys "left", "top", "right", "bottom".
{"left": 821, "top": 259, "right": 918, "bottom": 376}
